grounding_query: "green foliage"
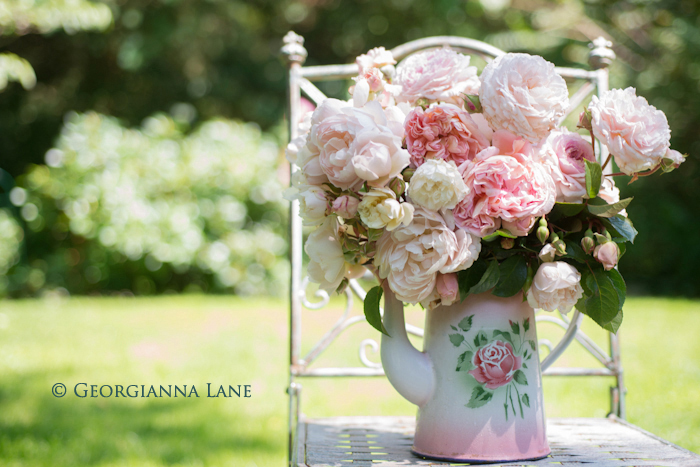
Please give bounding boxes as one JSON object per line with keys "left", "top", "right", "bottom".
{"left": 10, "top": 112, "right": 288, "bottom": 296}
{"left": 0, "top": 0, "right": 112, "bottom": 35}
{"left": 364, "top": 285, "right": 388, "bottom": 336}
{"left": 584, "top": 160, "right": 602, "bottom": 199}
{"left": 0, "top": 53, "right": 36, "bottom": 91}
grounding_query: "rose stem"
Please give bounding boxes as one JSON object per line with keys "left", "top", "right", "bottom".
{"left": 513, "top": 384, "right": 524, "bottom": 418}
{"left": 601, "top": 153, "right": 612, "bottom": 171}
{"left": 508, "top": 384, "right": 517, "bottom": 417}
{"left": 504, "top": 387, "right": 509, "bottom": 421}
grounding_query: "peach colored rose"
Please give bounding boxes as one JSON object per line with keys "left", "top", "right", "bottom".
{"left": 436, "top": 273, "right": 459, "bottom": 306}
{"left": 375, "top": 208, "right": 481, "bottom": 303}
{"left": 589, "top": 87, "right": 670, "bottom": 175}
{"left": 479, "top": 53, "right": 569, "bottom": 143}
{"left": 454, "top": 130, "right": 556, "bottom": 237}
{"left": 537, "top": 129, "right": 596, "bottom": 203}
{"left": 594, "top": 241, "right": 619, "bottom": 271}
{"left": 526, "top": 261, "right": 583, "bottom": 314}
{"left": 404, "top": 103, "right": 490, "bottom": 167}
{"left": 468, "top": 340, "right": 522, "bottom": 390}
{"left": 393, "top": 48, "right": 480, "bottom": 106}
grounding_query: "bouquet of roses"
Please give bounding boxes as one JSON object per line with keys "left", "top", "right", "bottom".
{"left": 286, "top": 45, "right": 685, "bottom": 334}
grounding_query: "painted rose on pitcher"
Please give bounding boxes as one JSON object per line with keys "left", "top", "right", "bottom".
{"left": 469, "top": 340, "right": 522, "bottom": 390}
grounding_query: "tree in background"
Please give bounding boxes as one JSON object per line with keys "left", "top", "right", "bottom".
{"left": 0, "top": 0, "right": 697, "bottom": 296}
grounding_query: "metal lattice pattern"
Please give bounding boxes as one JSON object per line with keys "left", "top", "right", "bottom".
{"left": 299, "top": 416, "right": 700, "bottom": 466}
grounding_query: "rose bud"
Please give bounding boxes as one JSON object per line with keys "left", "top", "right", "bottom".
{"left": 332, "top": 195, "right": 360, "bottom": 219}
{"left": 581, "top": 228, "right": 595, "bottom": 254}
{"left": 501, "top": 237, "right": 515, "bottom": 250}
{"left": 388, "top": 176, "right": 406, "bottom": 198}
{"left": 594, "top": 241, "right": 620, "bottom": 271}
{"left": 538, "top": 244, "right": 556, "bottom": 263}
{"left": 402, "top": 167, "right": 416, "bottom": 182}
{"left": 660, "top": 149, "right": 686, "bottom": 173}
{"left": 552, "top": 238, "right": 567, "bottom": 256}
{"left": 436, "top": 273, "right": 459, "bottom": 306}
{"left": 536, "top": 218, "right": 549, "bottom": 244}
{"left": 577, "top": 108, "right": 592, "bottom": 131}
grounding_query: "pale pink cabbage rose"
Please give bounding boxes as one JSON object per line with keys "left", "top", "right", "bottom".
{"left": 404, "top": 103, "right": 490, "bottom": 167}
{"left": 308, "top": 99, "right": 408, "bottom": 190}
{"left": 393, "top": 48, "right": 480, "bottom": 106}
{"left": 468, "top": 341, "right": 522, "bottom": 390}
{"left": 436, "top": 273, "right": 459, "bottom": 306}
{"left": 454, "top": 130, "right": 556, "bottom": 237}
{"left": 537, "top": 129, "right": 596, "bottom": 203}
{"left": 589, "top": 87, "right": 671, "bottom": 175}
{"left": 375, "top": 208, "right": 481, "bottom": 304}
{"left": 356, "top": 47, "right": 396, "bottom": 75}
{"left": 594, "top": 242, "right": 619, "bottom": 271}
{"left": 526, "top": 262, "right": 583, "bottom": 314}
{"left": 479, "top": 53, "right": 569, "bottom": 143}
{"left": 332, "top": 195, "right": 359, "bottom": 219}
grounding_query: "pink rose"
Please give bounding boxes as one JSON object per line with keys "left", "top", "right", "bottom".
{"left": 537, "top": 129, "right": 596, "bottom": 203}
{"left": 454, "top": 130, "right": 556, "bottom": 237}
{"left": 393, "top": 48, "right": 480, "bottom": 106}
{"left": 331, "top": 195, "right": 359, "bottom": 219}
{"left": 479, "top": 53, "right": 569, "bottom": 143}
{"left": 468, "top": 340, "right": 522, "bottom": 390}
{"left": 594, "top": 241, "right": 619, "bottom": 271}
{"left": 436, "top": 273, "right": 459, "bottom": 306}
{"left": 404, "top": 104, "right": 489, "bottom": 168}
{"left": 589, "top": 87, "right": 670, "bottom": 175}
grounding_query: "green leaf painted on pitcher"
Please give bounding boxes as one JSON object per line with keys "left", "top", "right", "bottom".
{"left": 449, "top": 333, "right": 464, "bottom": 347}
{"left": 466, "top": 386, "right": 493, "bottom": 408}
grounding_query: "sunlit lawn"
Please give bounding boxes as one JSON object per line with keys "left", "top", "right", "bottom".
{"left": 0, "top": 294, "right": 698, "bottom": 466}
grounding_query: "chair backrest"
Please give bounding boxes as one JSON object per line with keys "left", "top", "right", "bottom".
{"left": 281, "top": 31, "right": 625, "bottom": 466}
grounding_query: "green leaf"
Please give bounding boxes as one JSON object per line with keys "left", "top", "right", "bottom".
{"left": 458, "top": 315, "right": 474, "bottom": 332}
{"left": 603, "top": 215, "right": 638, "bottom": 244}
{"left": 449, "top": 333, "right": 465, "bottom": 347}
{"left": 450, "top": 325, "right": 458, "bottom": 331}
{"left": 366, "top": 228, "right": 383, "bottom": 242}
{"left": 513, "top": 369, "right": 528, "bottom": 386}
{"left": 456, "top": 351, "right": 474, "bottom": 371}
{"left": 492, "top": 330, "right": 514, "bottom": 347}
{"left": 584, "top": 160, "right": 603, "bottom": 198}
{"left": 510, "top": 320, "right": 520, "bottom": 335}
{"left": 482, "top": 229, "right": 517, "bottom": 242}
{"left": 551, "top": 201, "right": 586, "bottom": 218}
{"left": 607, "top": 268, "right": 627, "bottom": 309}
{"left": 564, "top": 240, "right": 589, "bottom": 263}
{"left": 582, "top": 269, "right": 621, "bottom": 329}
{"left": 468, "top": 260, "right": 500, "bottom": 295}
{"left": 492, "top": 255, "right": 528, "bottom": 297}
{"left": 466, "top": 386, "right": 493, "bottom": 408}
{"left": 603, "top": 309, "right": 623, "bottom": 334}
{"left": 523, "top": 318, "right": 530, "bottom": 333}
{"left": 587, "top": 197, "right": 633, "bottom": 218}
{"left": 473, "top": 331, "right": 488, "bottom": 348}
{"left": 522, "top": 362, "right": 529, "bottom": 369}
{"left": 363, "top": 286, "right": 389, "bottom": 336}
{"left": 528, "top": 340, "right": 537, "bottom": 351}
{"left": 458, "top": 260, "right": 487, "bottom": 302}
{"left": 521, "top": 393, "right": 530, "bottom": 408}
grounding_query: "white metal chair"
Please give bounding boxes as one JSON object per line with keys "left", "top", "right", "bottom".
{"left": 281, "top": 32, "right": 630, "bottom": 467}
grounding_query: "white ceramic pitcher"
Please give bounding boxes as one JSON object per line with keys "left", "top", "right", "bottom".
{"left": 380, "top": 282, "right": 551, "bottom": 463}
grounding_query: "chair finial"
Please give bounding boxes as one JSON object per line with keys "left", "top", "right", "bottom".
{"left": 281, "top": 31, "right": 307, "bottom": 66}
{"left": 588, "top": 37, "right": 616, "bottom": 70}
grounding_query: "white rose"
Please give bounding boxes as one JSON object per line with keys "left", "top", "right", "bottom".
{"left": 589, "top": 87, "right": 670, "bottom": 175}
{"left": 351, "top": 129, "right": 409, "bottom": 187}
{"left": 526, "top": 262, "right": 584, "bottom": 314}
{"left": 295, "top": 185, "right": 328, "bottom": 226}
{"left": 393, "top": 48, "right": 480, "bottom": 106}
{"left": 408, "top": 158, "right": 468, "bottom": 211}
{"left": 358, "top": 187, "right": 414, "bottom": 231}
{"left": 305, "top": 217, "right": 348, "bottom": 292}
{"left": 480, "top": 53, "right": 569, "bottom": 143}
{"left": 375, "top": 208, "right": 480, "bottom": 303}
{"left": 538, "top": 244, "right": 557, "bottom": 263}
{"left": 356, "top": 47, "right": 396, "bottom": 75}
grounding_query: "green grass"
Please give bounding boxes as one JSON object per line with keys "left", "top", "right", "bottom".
{"left": 0, "top": 295, "right": 698, "bottom": 466}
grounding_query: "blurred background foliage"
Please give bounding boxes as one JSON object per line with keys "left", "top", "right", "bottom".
{"left": 0, "top": 0, "right": 697, "bottom": 296}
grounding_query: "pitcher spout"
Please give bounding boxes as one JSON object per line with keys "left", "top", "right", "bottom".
{"left": 380, "top": 283, "right": 435, "bottom": 407}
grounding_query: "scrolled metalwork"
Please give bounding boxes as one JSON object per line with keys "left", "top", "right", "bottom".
{"left": 299, "top": 275, "right": 331, "bottom": 310}
{"left": 359, "top": 338, "right": 382, "bottom": 369}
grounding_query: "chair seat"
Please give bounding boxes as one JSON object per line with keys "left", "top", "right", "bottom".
{"left": 297, "top": 416, "right": 699, "bottom": 466}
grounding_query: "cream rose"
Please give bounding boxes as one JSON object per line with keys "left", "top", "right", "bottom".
{"left": 589, "top": 87, "right": 670, "bottom": 175}
{"left": 393, "top": 48, "right": 480, "bottom": 106}
{"left": 479, "top": 53, "right": 569, "bottom": 143}
{"left": 526, "top": 261, "right": 584, "bottom": 314}
{"left": 305, "top": 217, "right": 348, "bottom": 292}
{"left": 408, "top": 158, "right": 468, "bottom": 211}
{"left": 375, "top": 208, "right": 481, "bottom": 303}
{"left": 358, "top": 187, "right": 414, "bottom": 231}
